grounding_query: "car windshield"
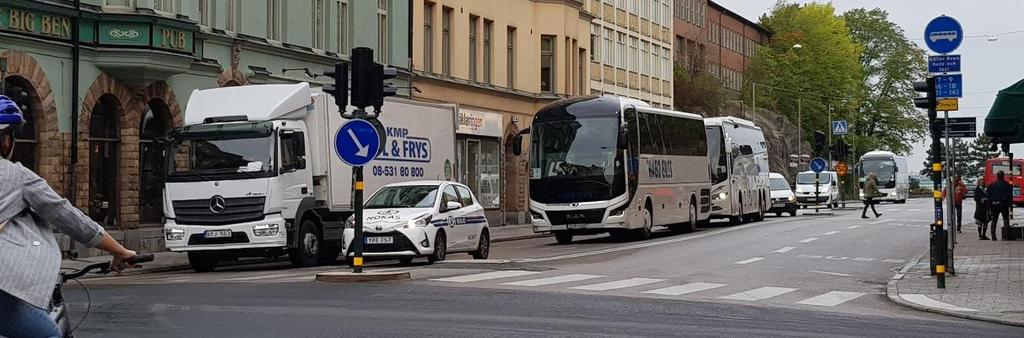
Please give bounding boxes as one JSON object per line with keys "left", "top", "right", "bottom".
{"left": 365, "top": 185, "right": 439, "bottom": 209}
{"left": 770, "top": 178, "right": 791, "bottom": 191}
{"left": 797, "top": 172, "right": 831, "bottom": 184}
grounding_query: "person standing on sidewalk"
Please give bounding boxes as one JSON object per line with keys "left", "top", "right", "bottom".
{"left": 945, "top": 176, "right": 968, "bottom": 233}
{"left": 987, "top": 171, "right": 1013, "bottom": 241}
{"left": 974, "top": 180, "right": 991, "bottom": 240}
{"left": 862, "top": 173, "right": 882, "bottom": 219}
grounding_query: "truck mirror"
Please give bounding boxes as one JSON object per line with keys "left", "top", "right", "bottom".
{"left": 296, "top": 158, "right": 307, "bottom": 170}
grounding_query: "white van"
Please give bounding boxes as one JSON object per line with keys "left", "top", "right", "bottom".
{"left": 794, "top": 171, "right": 840, "bottom": 208}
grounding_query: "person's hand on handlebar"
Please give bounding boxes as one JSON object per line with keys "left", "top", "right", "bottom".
{"left": 110, "top": 249, "right": 139, "bottom": 273}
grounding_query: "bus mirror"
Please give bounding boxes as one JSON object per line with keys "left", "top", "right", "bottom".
{"left": 617, "top": 127, "right": 628, "bottom": 149}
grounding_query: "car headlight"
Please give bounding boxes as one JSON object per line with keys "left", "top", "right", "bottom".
{"left": 408, "top": 215, "right": 432, "bottom": 228}
{"left": 344, "top": 215, "right": 355, "bottom": 229}
{"left": 252, "top": 224, "right": 279, "bottom": 237}
{"left": 165, "top": 228, "right": 185, "bottom": 241}
{"left": 788, "top": 196, "right": 796, "bottom": 202}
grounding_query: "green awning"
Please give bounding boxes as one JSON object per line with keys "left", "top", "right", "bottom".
{"left": 985, "top": 79, "right": 1024, "bottom": 143}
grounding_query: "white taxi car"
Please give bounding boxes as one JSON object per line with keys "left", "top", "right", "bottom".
{"left": 342, "top": 180, "right": 491, "bottom": 264}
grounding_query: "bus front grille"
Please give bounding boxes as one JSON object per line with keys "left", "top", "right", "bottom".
{"left": 546, "top": 209, "right": 606, "bottom": 225}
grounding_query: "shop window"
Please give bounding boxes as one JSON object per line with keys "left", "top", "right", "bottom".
{"left": 458, "top": 137, "right": 501, "bottom": 208}
{"left": 89, "top": 95, "right": 121, "bottom": 227}
{"left": 139, "top": 100, "right": 172, "bottom": 225}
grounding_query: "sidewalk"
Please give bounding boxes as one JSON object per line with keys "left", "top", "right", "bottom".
{"left": 888, "top": 230, "right": 1024, "bottom": 327}
{"left": 61, "top": 223, "right": 544, "bottom": 275}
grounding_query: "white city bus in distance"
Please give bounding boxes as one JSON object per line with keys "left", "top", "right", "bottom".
{"left": 518, "top": 95, "right": 712, "bottom": 244}
{"left": 857, "top": 150, "right": 910, "bottom": 203}
{"left": 704, "top": 117, "right": 770, "bottom": 224}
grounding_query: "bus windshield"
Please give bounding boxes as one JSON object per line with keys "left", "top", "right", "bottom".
{"left": 861, "top": 158, "right": 897, "bottom": 183}
{"left": 529, "top": 101, "right": 625, "bottom": 204}
{"left": 991, "top": 164, "right": 1022, "bottom": 176}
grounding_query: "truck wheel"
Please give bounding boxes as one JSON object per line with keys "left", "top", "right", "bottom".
{"left": 555, "top": 231, "right": 574, "bottom": 244}
{"left": 471, "top": 229, "right": 490, "bottom": 259}
{"left": 289, "top": 220, "right": 321, "bottom": 268}
{"left": 188, "top": 252, "right": 219, "bottom": 273}
{"left": 427, "top": 232, "right": 447, "bottom": 263}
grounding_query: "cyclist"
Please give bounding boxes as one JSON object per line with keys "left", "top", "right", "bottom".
{"left": 0, "top": 95, "right": 139, "bottom": 337}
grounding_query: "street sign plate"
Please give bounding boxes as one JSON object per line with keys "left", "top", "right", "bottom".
{"left": 924, "top": 16, "right": 963, "bottom": 54}
{"left": 935, "top": 74, "right": 963, "bottom": 98}
{"left": 928, "top": 55, "right": 961, "bottom": 73}
{"left": 831, "top": 120, "right": 848, "bottom": 135}
{"left": 937, "top": 98, "right": 958, "bottom": 111}
{"left": 335, "top": 119, "right": 382, "bottom": 166}
{"left": 810, "top": 157, "right": 828, "bottom": 173}
{"left": 943, "top": 131, "right": 977, "bottom": 138}
{"left": 936, "top": 117, "right": 976, "bottom": 132}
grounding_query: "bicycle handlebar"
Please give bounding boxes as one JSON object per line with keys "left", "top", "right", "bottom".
{"left": 60, "top": 254, "right": 155, "bottom": 281}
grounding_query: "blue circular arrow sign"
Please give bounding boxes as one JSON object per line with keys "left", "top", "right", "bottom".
{"left": 809, "top": 157, "right": 828, "bottom": 174}
{"left": 335, "top": 119, "right": 382, "bottom": 167}
{"left": 924, "top": 16, "right": 963, "bottom": 54}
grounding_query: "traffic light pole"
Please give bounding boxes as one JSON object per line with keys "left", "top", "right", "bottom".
{"left": 927, "top": 79, "right": 947, "bottom": 289}
{"left": 353, "top": 156, "right": 365, "bottom": 273}
{"left": 945, "top": 110, "right": 956, "bottom": 275}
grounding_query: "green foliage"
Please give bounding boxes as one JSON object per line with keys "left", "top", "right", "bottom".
{"left": 919, "top": 138, "right": 987, "bottom": 178}
{"left": 674, "top": 65, "right": 726, "bottom": 115}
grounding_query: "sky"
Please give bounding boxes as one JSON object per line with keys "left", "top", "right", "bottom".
{"left": 714, "top": 0, "right": 1024, "bottom": 174}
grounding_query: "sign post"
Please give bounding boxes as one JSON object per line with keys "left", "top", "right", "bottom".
{"left": 335, "top": 119, "right": 382, "bottom": 273}
{"left": 810, "top": 157, "right": 828, "bottom": 213}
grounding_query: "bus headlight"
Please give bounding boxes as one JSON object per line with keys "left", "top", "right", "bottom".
{"left": 609, "top": 204, "right": 629, "bottom": 217}
{"left": 716, "top": 192, "right": 729, "bottom": 201}
{"left": 530, "top": 210, "right": 545, "bottom": 221}
{"left": 165, "top": 228, "right": 185, "bottom": 241}
{"left": 788, "top": 196, "right": 796, "bottom": 202}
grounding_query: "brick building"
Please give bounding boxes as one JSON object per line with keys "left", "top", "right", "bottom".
{"left": 673, "top": 0, "right": 769, "bottom": 95}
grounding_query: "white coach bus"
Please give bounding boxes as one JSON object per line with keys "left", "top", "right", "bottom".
{"left": 704, "top": 117, "right": 770, "bottom": 224}
{"left": 513, "top": 95, "right": 712, "bottom": 244}
{"left": 857, "top": 150, "right": 910, "bottom": 203}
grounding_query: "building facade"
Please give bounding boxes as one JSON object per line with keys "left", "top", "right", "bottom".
{"left": 673, "top": 0, "right": 769, "bottom": 95}
{"left": 410, "top": 0, "right": 592, "bottom": 225}
{"left": 0, "top": 0, "right": 410, "bottom": 254}
{"left": 584, "top": 0, "right": 674, "bottom": 108}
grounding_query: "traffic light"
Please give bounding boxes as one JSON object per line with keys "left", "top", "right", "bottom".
{"left": 913, "top": 77, "right": 936, "bottom": 110}
{"left": 831, "top": 138, "right": 849, "bottom": 160}
{"left": 350, "top": 47, "right": 375, "bottom": 110}
{"left": 323, "top": 62, "right": 348, "bottom": 109}
{"left": 814, "top": 131, "right": 826, "bottom": 156}
{"left": 371, "top": 64, "right": 398, "bottom": 112}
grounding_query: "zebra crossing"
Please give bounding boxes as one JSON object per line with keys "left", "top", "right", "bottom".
{"left": 428, "top": 270, "right": 872, "bottom": 308}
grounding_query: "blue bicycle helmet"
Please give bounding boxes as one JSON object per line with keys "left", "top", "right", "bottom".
{"left": 0, "top": 95, "right": 25, "bottom": 133}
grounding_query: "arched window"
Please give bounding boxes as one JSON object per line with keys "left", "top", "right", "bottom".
{"left": 89, "top": 95, "right": 120, "bottom": 227}
{"left": 4, "top": 77, "right": 39, "bottom": 172}
{"left": 139, "top": 100, "right": 172, "bottom": 225}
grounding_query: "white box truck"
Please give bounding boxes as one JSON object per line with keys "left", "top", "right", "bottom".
{"left": 161, "top": 82, "right": 457, "bottom": 272}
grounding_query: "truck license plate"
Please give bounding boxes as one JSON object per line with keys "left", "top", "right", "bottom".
{"left": 366, "top": 236, "right": 394, "bottom": 244}
{"left": 566, "top": 224, "right": 587, "bottom": 229}
{"left": 204, "top": 230, "right": 233, "bottom": 239}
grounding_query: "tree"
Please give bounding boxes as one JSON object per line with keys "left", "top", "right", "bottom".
{"left": 966, "top": 135, "right": 999, "bottom": 179}
{"left": 920, "top": 139, "right": 970, "bottom": 178}
{"left": 674, "top": 65, "right": 727, "bottom": 115}
{"left": 746, "top": 2, "right": 864, "bottom": 154}
{"left": 842, "top": 8, "right": 928, "bottom": 157}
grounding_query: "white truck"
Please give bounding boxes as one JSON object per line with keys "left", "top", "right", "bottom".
{"left": 161, "top": 82, "right": 457, "bottom": 272}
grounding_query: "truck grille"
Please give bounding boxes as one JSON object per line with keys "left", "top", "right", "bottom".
{"left": 172, "top": 197, "right": 266, "bottom": 225}
{"left": 545, "top": 209, "right": 606, "bottom": 225}
{"left": 362, "top": 232, "right": 420, "bottom": 253}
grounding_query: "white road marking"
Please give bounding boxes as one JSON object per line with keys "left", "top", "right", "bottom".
{"left": 430, "top": 270, "right": 541, "bottom": 283}
{"left": 907, "top": 209, "right": 922, "bottom": 212}
{"left": 734, "top": 257, "right": 765, "bottom": 265}
{"left": 847, "top": 225, "right": 862, "bottom": 229}
{"left": 888, "top": 209, "right": 903, "bottom": 212}
{"left": 902, "top": 294, "right": 979, "bottom": 312}
{"left": 799, "top": 238, "right": 819, "bottom": 243}
{"left": 219, "top": 272, "right": 309, "bottom": 282}
{"left": 870, "top": 220, "right": 892, "bottom": 224}
{"left": 797, "top": 291, "right": 865, "bottom": 306}
{"left": 773, "top": 247, "right": 796, "bottom": 253}
{"left": 809, "top": 270, "right": 851, "bottom": 277}
{"left": 501, "top": 274, "right": 604, "bottom": 287}
{"left": 644, "top": 282, "right": 727, "bottom": 296}
{"left": 718, "top": 287, "right": 797, "bottom": 301}
{"left": 823, "top": 231, "right": 840, "bottom": 235}
{"left": 570, "top": 278, "right": 665, "bottom": 291}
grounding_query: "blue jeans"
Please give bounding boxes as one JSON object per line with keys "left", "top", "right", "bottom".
{"left": 0, "top": 289, "right": 60, "bottom": 338}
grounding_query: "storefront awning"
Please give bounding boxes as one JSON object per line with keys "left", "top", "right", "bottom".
{"left": 984, "top": 79, "right": 1024, "bottom": 144}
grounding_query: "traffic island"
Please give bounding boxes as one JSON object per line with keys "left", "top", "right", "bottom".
{"left": 315, "top": 271, "right": 411, "bottom": 283}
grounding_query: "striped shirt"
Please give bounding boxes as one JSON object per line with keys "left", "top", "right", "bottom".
{"left": 0, "top": 159, "right": 105, "bottom": 309}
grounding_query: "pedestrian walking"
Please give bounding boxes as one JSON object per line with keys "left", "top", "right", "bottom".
{"left": 862, "top": 173, "right": 882, "bottom": 219}
{"left": 987, "top": 171, "right": 1013, "bottom": 241}
{"left": 943, "top": 176, "right": 968, "bottom": 233}
{"left": 974, "top": 180, "right": 990, "bottom": 240}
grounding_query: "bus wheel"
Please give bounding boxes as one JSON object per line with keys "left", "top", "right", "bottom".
{"left": 554, "top": 231, "right": 573, "bottom": 245}
{"left": 683, "top": 201, "right": 698, "bottom": 233}
{"left": 730, "top": 199, "right": 745, "bottom": 225}
{"left": 633, "top": 205, "right": 653, "bottom": 240}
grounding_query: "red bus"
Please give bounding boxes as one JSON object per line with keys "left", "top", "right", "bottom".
{"left": 984, "top": 158, "right": 1024, "bottom": 206}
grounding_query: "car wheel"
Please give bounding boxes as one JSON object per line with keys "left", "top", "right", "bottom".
{"left": 555, "top": 231, "right": 574, "bottom": 244}
{"left": 289, "top": 220, "right": 321, "bottom": 268}
{"left": 633, "top": 205, "right": 653, "bottom": 240}
{"left": 427, "top": 232, "right": 447, "bottom": 264}
{"left": 187, "top": 252, "right": 219, "bottom": 273}
{"left": 471, "top": 229, "right": 490, "bottom": 259}
{"left": 398, "top": 257, "right": 414, "bottom": 265}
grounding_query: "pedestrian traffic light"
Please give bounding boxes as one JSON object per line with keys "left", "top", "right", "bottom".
{"left": 350, "top": 47, "right": 375, "bottom": 110}
{"left": 814, "top": 131, "right": 826, "bottom": 156}
{"left": 323, "top": 62, "right": 348, "bottom": 110}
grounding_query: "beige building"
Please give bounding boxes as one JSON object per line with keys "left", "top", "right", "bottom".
{"left": 584, "top": 0, "right": 674, "bottom": 108}
{"left": 411, "top": 0, "right": 592, "bottom": 224}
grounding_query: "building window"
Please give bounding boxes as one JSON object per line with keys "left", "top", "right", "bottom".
{"left": 199, "top": 0, "right": 214, "bottom": 27}
{"left": 483, "top": 20, "right": 493, "bottom": 84}
{"left": 268, "top": 0, "right": 281, "bottom": 41}
{"left": 226, "top": 0, "right": 240, "bottom": 32}
{"left": 603, "top": 28, "right": 613, "bottom": 64}
{"left": 457, "top": 137, "right": 501, "bottom": 208}
{"left": 507, "top": 27, "right": 516, "bottom": 89}
{"left": 616, "top": 32, "right": 626, "bottom": 69}
{"left": 314, "top": 0, "right": 328, "bottom": 49}
{"left": 89, "top": 95, "right": 121, "bottom": 227}
{"left": 629, "top": 36, "right": 638, "bottom": 72}
{"left": 4, "top": 81, "right": 37, "bottom": 172}
{"left": 541, "top": 35, "right": 556, "bottom": 92}
{"left": 642, "top": 41, "right": 650, "bottom": 73}
{"left": 468, "top": 16, "right": 479, "bottom": 82}
{"left": 154, "top": 0, "right": 177, "bottom": 13}
{"left": 337, "top": 0, "right": 349, "bottom": 54}
{"left": 441, "top": 8, "right": 453, "bottom": 76}
{"left": 590, "top": 24, "right": 599, "bottom": 62}
{"left": 423, "top": 2, "right": 434, "bottom": 73}
{"left": 578, "top": 48, "right": 586, "bottom": 94}
{"left": 139, "top": 100, "right": 173, "bottom": 225}
{"left": 662, "top": 47, "right": 670, "bottom": 80}
{"left": 378, "top": 0, "right": 389, "bottom": 63}
{"left": 106, "top": 0, "right": 131, "bottom": 7}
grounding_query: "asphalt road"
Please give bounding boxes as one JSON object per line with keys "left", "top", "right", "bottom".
{"left": 64, "top": 198, "right": 1022, "bottom": 337}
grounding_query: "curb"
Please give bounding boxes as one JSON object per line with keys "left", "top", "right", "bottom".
{"left": 315, "top": 271, "right": 411, "bottom": 283}
{"left": 885, "top": 255, "right": 1024, "bottom": 327}
{"left": 493, "top": 233, "right": 551, "bottom": 243}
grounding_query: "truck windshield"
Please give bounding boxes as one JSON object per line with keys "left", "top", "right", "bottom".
{"left": 797, "top": 172, "right": 831, "bottom": 185}
{"left": 860, "top": 158, "right": 896, "bottom": 183}
{"left": 365, "top": 185, "right": 438, "bottom": 209}
{"left": 166, "top": 122, "right": 276, "bottom": 182}
{"left": 529, "top": 99, "right": 625, "bottom": 204}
